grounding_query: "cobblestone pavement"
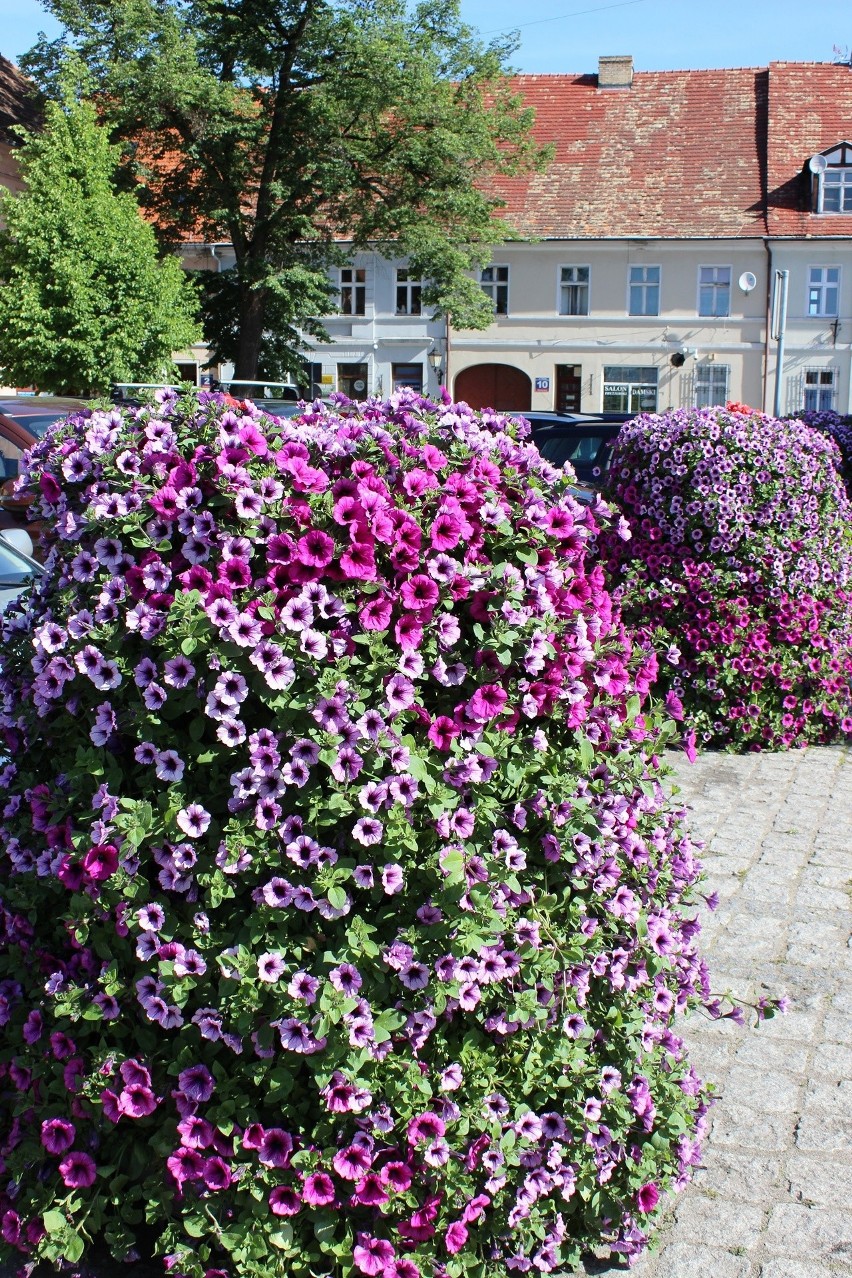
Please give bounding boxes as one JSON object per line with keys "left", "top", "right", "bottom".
{"left": 585, "top": 743, "right": 852, "bottom": 1278}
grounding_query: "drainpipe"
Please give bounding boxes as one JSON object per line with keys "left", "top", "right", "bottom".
{"left": 762, "top": 242, "right": 773, "bottom": 412}
{"left": 771, "top": 268, "right": 789, "bottom": 418}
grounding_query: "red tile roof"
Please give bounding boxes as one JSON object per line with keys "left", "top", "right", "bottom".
{"left": 765, "top": 61, "right": 852, "bottom": 237}
{"left": 490, "top": 61, "right": 852, "bottom": 242}
{"left": 0, "top": 56, "right": 41, "bottom": 146}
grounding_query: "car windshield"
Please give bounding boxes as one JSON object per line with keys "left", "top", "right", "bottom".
{"left": 0, "top": 540, "right": 40, "bottom": 612}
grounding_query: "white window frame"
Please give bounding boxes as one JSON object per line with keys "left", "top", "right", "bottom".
{"left": 339, "top": 266, "right": 367, "bottom": 316}
{"left": 803, "top": 367, "right": 837, "bottom": 412}
{"left": 480, "top": 264, "right": 510, "bottom": 316}
{"left": 821, "top": 167, "right": 852, "bottom": 213}
{"left": 395, "top": 268, "right": 422, "bottom": 316}
{"left": 697, "top": 266, "right": 732, "bottom": 318}
{"left": 628, "top": 264, "right": 661, "bottom": 316}
{"left": 694, "top": 362, "right": 730, "bottom": 408}
{"left": 812, "top": 143, "right": 852, "bottom": 213}
{"left": 558, "top": 265, "right": 590, "bottom": 316}
{"left": 807, "top": 266, "right": 840, "bottom": 318}
{"left": 603, "top": 365, "right": 659, "bottom": 413}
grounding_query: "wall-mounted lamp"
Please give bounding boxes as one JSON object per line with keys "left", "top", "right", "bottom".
{"left": 428, "top": 345, "right": 445, "bottom": 381}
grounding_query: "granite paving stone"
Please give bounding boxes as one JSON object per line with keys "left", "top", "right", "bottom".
{"left": 582, "top": 744, "right": 851, "bottom": 1278}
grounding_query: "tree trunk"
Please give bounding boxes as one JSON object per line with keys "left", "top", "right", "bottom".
{"left": 233, "top": 285, "right": 268, "bottom": 380}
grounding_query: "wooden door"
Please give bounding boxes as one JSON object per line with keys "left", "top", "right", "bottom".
{"left": 556, "top": 365, "right": 582, "bottom": 412}
{"left": 454, "top": 364, "right": 531, "bottom": 412}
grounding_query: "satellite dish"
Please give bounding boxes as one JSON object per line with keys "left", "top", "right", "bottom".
{"left": 738, "top": 271, "right": 758, "bottom": 295}
{"left": 809, "top": 153, "right": 828, "bottom": 173}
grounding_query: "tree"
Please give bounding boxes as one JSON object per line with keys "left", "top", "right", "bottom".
{"left": 0, "top": 89, "right": 200, "bottom": 396}
{"left": 23, "top": 0, "right": 548, "bottom": 380}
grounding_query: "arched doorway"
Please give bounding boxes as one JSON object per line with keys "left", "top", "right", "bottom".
{"left": 454, "top": 363, "right": 532, "bottom": 412}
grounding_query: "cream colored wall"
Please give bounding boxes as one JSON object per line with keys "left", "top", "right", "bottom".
{"left": 765, "top": 240, "right": 852, "bottom": 414}
{"left": 450, "top": 239, "right": 769, "bottom": 412}
{"left": 0, "top": 141, "right": 24, "bottom": 196}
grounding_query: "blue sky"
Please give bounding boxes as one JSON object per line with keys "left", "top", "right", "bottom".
{"left": 1, "top": 0, "right": 849, "bottom": 72}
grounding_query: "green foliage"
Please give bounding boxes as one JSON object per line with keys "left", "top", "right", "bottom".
{"left": 0, "top": 90, "right": 200, "bottom": 396}
{"left": 23, "top": 0, "right": 549, "bottom": 375}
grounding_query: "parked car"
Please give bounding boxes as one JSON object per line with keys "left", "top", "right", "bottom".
{"left": 0, "top": 396, "right": 89, "bottom": 479}
{"left": 518, "top": 411, "right": 633, "bottom": 485}
{"left": 0, "top": 530, "right": 42, "bottom": 614}
{"left": 0, "top": 396, "right": 89, "bottom": 554}
{"left": 212, "top": 380, "right": 302, "bottom": 415}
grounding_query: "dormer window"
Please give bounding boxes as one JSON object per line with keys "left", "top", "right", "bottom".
{"left": 810, "top": 143, "right": 852, "bottom": 213}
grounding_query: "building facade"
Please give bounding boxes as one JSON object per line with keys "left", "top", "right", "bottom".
{"left": 4, "top": 50, "right": 852, "bottom": 414}
{"left": 198, "top": 56, "right": 852, "bottom": 418}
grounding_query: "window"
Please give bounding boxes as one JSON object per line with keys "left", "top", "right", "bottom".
{"left": 822, "top": 168, "right": 852, "bottom": 212}
{"left": 694, "top": 363, "right": 730, "bottom": 408}
{"left": 395, "top": 269, "right": 422, "bottom": 316}
{"left": 811, "top": 142, "right": 852, "bottom": 213}
{"left": 803, "top": 368, "right": 837, "bottom": 412}
{"left": 558, "top": 266, "right": 590, "bottom": 316}
{"left": 698, "top": 266, "right": 731, "bottom": 318}
{"left": 807, "top": 266, "right": 840, "bottom": 317}
{"left": 339, "top": 267, "right": 366, "bottom": 315}
{"left": 628, "top": 265, "right": 660, "bottom": 315}
{"left": 480, "top": 265, "right": 509, "bottom": 315}
{"left": 337, "top": 362, "right": 369, "bottom": 398}
{"left": 603, "top": 366, "right": 658, "bottom": 413}
{"left": 392, "top": 363, "right": 424, "bottom": 393}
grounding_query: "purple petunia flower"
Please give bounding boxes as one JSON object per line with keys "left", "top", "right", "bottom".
{"left": 176, "top": 804, "right": 211, "bottom": 839}
{"left": 41, "top": 1117, "right": 76, "bottom": 1154}
{"left": 176, "top": 1064, "right": 215, "bottom": 1103}
{"left": 58, "top": 1150, "right": 97, "bottom": 1188}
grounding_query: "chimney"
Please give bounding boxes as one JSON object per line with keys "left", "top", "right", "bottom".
{"left": 598, "top": 55, "right": 633, "bottom": 88}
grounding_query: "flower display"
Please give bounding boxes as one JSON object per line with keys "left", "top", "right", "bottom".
{"left": 0, "top": 390, "right": 714, "bottom": 1277}
{"left": 785, "top": 408, "right": 852, "bottom": 496}
{"left": 601, "top": 404, "right": 852, "bottom": 750}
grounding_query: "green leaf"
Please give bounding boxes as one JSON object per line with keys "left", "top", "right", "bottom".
{"left": 64, "top": 1233, "right": 85, "bottom": 1263}
{"left": 326, "top": 885, "right": 348, "bottom": 910}
{"left": 42, "top": 1211, "right": 67, "bottom": 1236}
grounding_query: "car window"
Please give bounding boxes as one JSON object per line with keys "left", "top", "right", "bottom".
{"left": 4, "top": 412, "right": 72, "bottom": 439}
{"left": 536, "top": 434, "right": 606, "bottom": 467}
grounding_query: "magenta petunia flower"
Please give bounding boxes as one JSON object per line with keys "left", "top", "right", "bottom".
{"left": 269, "top": 1185, "right": 301, "bottom": 1216}
{"left": 58, "top": 1150, "right": 97, "bottom": 1188}
{"left": 332, "top": 1144, "right": 372, "bottom": 1180}
{"left": 40, "top": 1117, "right": 76, "bottom": 1154}
{"left": 466, "top": 683, "right": 508, "bottom": 722}
{"left": 118, "top": 1083, "right": 158, "bottom": 1118}
{"left": 353, "top": 1235, "right": 396, "bottom": 1277}
{"left": 445, "top": 1221, "right": 469, "bottom": 1254}
{"left": 296, "top": 529, "right": 334, "bottom": 568}
{"left": 359, "top": 596, "right": 393, "bottom": 631}
{"left": 202, "top": 1156, "right": 232, "bottom": 1191}
{"left": 81, "top": 843, "right": 118, "bottom": 882}
{"left": 407, "top": 1112, "right": 445, "bottom": 1145}
{"left": 636, "top": 1182, "right": 661, "bottom": 1213}
{"left": 302, "top": 1171, "right": 335, "bottom": 1207}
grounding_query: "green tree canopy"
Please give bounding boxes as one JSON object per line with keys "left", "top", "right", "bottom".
{"left": 24, "top": 0, "right": 548, "bottom": 379}
{"left": 0, "top": 90, "right": 200, "bottom": 397}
